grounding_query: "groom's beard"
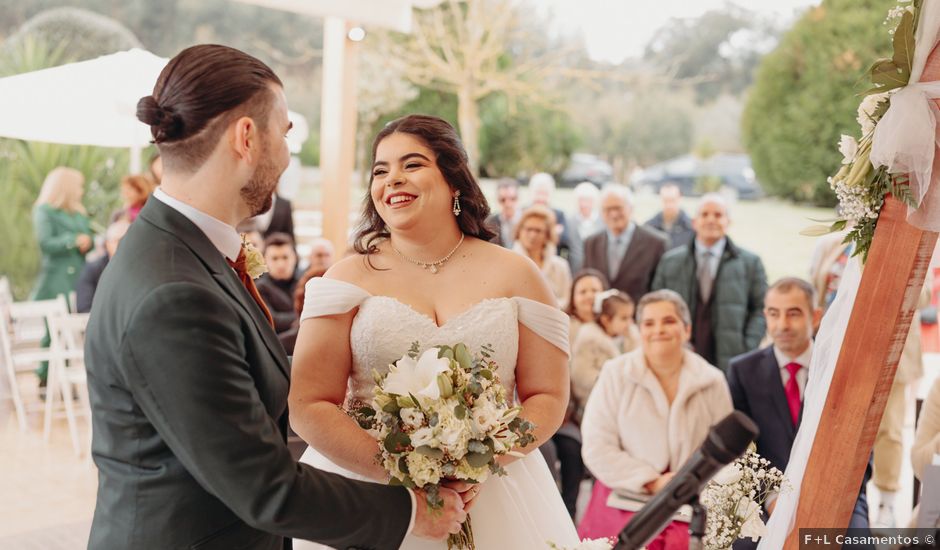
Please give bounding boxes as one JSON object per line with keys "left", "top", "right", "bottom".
{"left": 242, "top": 140, "right": 281, "bottom": 217}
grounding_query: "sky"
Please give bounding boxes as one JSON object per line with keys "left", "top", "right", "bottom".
{"left": 539, "top": 0, "right": 822, "bottom": 64}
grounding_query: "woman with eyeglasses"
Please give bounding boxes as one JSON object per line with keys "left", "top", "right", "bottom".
{"left": 512, "top": 205, "right": 572, "bottom": 309}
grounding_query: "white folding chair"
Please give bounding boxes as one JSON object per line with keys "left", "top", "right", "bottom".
{"left": 45, "top": 312, "right": 91, "bottom": 456}
{"left": 0, "top": 295, "right": 69, "bottom": 431}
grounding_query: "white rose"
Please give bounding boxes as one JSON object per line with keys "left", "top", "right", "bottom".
{"left": 410, "top": 426, "right": 438, "bottom": 448}
{"left": 471, "top": 397, "right": 501, "bottom": 435}
{"left": 838, "top": 134, "right": 858, "bottom": 165}
{"left": 737, "top": 498, "right": 766, "bottom": 542}
{"left": 382, "top": 348, "right": 451, "bottom": 402}
{"left": 406, "top": 453, "right": 442, "bottom": 487}
{"left": 400, "top": 407, "right": 425, "bottom": 429}
{"left": 857, "top": 92, "right": 888, "bottom": 136}
{"left": 711, "top": 463, "right": 743, "bottom": 486}
{"left": 437, "top": 413, "right": 469, "bottom": 457}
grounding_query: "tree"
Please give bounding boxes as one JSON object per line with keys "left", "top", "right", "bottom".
{"left": 645, "top": 5, "right": 780, "bottom": 103}
{"left": 742, "top": 0, "right": 894, "bottom": 204}
{"left": 381, "top": 0, "right": 576, "bottom": 174}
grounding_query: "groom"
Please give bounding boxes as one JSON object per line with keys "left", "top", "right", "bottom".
{"left": 85, "top": 44, "right": 465, "bottom": 549}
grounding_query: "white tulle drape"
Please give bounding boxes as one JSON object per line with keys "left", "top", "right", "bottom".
{"left": 760, "top": 5, "right": 940, "bottom": 547}
{"left": 870, "top": 3, "right": 940, "bottom": 232}
{"left": 757, "top": 258, "right": 862, "bottom": 549}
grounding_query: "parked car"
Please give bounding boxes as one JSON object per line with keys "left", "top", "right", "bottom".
{"left": 631, "top": 153, "right": 764, "bottom": 200}
{"left": 559, "top": 153, "right": 613, "bottom": 187}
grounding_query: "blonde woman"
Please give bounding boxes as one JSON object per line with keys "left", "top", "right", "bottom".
{"left": 513, "top": 205, "right": 572, "bottom": 309}
{"left": 31, "top": 167, "right": 92, "bottom": 385}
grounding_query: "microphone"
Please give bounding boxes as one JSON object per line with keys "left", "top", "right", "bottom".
{"left": 614, "top": 411, "right": 759, "bottom": 550}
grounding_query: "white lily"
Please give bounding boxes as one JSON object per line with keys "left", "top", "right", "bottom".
{"left": 383, "top": 348, "right": 451, "bottom": 402}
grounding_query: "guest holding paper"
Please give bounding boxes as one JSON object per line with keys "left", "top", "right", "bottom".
{"left": 578, "top": 289, "right": 732, "bottom": 548}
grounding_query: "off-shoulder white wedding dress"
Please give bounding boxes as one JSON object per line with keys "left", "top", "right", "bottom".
{"left": 294, "top": 277, "right": 580, "bottom": 550}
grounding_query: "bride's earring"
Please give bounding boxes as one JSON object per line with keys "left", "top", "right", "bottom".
{"left": 452, "top": 191, "right": 461, "bottom": 216}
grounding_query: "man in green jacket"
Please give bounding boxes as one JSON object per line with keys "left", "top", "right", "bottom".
{"left": 652, "top": 193, "right": 767, "bottom": 371}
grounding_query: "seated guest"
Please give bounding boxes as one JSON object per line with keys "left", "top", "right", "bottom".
{"left": 579, "top": 290, "right": 732, "bottom": 548}
{"left": 512, "top": 205, "right": 572, "bottom": 309}
{"left": 76, "top": 219, "right": 130, "bottom": 313}
{"left": 305, "top": 236, "right": 335, "bottom": 273}
{"left": 529, "top": 172, "right": 577, "bottom": 268}
{"left": 583, "top": 184, "right": 668, "bottom": 304}
{"left": 553, "top": 268, "right": 609, "bottom": 519}
{"left": 567, "top": 269, "right": 609, "bottom": 344}
{"left": 572, "top": 290, "right": 639, "bottom": 408}
{"left": 652, "top": 193, "right": 767, "bottom": 371}
{"left": 486, "top": 177, "right": 521, "bottom": 248}
{"left": 256, "top": 232, "right": 301, "bottom": 334}
{"left": 645, "top": 183, "right": 694, "bottom": 250}
{"left": 570, "top": 182, "right": 605, "bottom": 242}
{"left": 727, "top": 277, "right": 870, "bottom": 548}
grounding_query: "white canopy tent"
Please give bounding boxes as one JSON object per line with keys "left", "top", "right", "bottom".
{"left": 0, "top": 48, "right": 309, "bottom": 172}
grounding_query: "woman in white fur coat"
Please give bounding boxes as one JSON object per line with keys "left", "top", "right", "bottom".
{"left": 577, "top": 289, "right": 733, "bottom": 549}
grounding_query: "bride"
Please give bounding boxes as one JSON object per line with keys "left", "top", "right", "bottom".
{"left": 289, "top": 114, "right": 581, "bottom": 549}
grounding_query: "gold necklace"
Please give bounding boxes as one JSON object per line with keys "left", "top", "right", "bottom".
{"left": 391, "top": 233, "right": 465, "bottom": 274}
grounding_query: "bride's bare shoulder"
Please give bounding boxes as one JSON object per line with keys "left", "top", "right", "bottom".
{"left": 323, "top": 251, "right": 381, "bottom": 287}
{"left": 467, "top": 238, "right": 555, "bottom": 305}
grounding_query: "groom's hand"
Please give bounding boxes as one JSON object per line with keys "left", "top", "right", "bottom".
{"left": 411, "top": 487, "right": 467, "bottom": 540}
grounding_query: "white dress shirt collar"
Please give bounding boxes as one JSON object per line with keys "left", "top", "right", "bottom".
{"left": 152, "top": 188, "right": 242, "bottom": 261}
{"left": 773, "top": 341, "right": 813, "bottom": 370}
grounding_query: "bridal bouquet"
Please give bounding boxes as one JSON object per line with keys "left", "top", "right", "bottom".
{"left": 700, "top": 445, "right": 788, "bottom": 550}
{"left": 351, "top": 342, "right": 537, "bottom": 550}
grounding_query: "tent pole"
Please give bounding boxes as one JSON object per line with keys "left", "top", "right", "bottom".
{"left": 129, "top": 145, "right": 142, "bottom": 173}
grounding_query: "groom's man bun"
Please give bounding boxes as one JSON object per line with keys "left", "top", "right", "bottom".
{"left": 137, "top": 44, "right": 282, "bottom": 173}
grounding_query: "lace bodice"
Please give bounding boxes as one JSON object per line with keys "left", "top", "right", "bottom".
{"left": 300, "top": 278, "right": 570, "bottom": 406}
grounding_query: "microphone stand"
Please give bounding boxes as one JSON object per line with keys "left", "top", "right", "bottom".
{"left": 688, "top": 497, "right": 707, "bottom": 550}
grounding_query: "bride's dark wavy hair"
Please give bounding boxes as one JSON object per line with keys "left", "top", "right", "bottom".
{"left": 353, "top": 114, "right": 496, "bottom": 255}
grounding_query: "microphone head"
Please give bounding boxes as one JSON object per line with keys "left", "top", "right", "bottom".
{"left": 703, "top": 411, "right": 759, "bottom": 465}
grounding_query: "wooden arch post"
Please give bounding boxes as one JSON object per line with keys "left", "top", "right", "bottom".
{"left": 783, "top": 46, "right": 940, "bottom": 548}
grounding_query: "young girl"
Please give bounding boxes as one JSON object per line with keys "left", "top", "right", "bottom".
{"left": 571, "top": 290, "right": 639, "bottom": 407}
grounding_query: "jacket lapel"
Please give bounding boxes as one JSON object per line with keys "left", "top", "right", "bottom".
{"left": 760, "top": 347, "right": 796, "bottom": 441}
{"left": 139, "top": 199, "right": 291, "bottom": 381}
{"left": 597, "top": 232, "right": 612, "bottom": 280}
{"left": 615, "top": 228, "right": 643, "bottom": 283}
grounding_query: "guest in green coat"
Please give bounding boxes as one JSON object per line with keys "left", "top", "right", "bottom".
{"left": 31, "top": 166, "right": 93, "bottom": 384}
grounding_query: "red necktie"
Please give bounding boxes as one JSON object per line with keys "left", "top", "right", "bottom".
{"left": 227, "top": 249, "right": 275, "bottom": 328}
{"left": 784, "top": 362, "right": 802, "bottom": 427}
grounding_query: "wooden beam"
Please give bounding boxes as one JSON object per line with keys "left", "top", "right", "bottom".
{"left": 319, "top": 17, "right": 360, "bottom": 256}
{"left": 783, "top": 44, "right": 940, "bottom": 547}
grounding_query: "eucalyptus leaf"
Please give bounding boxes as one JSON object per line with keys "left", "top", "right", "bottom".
{"left": 891, "top": 11, "right": 916, "bottom": 74}
{"left": 454, "top": 343, "right": 473, "bottom": 371}
{"left": 465, "top": 450, "right": 492, "bottom": 468}
{"left": 455, "top": 404, "right": 467, "bottom": 420}
{"left": 384, "top": 431, "right": 411, "bottom": 453}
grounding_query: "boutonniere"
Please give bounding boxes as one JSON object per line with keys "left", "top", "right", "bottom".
{"left": 241, "top": 234, "right": 268, "bottom": 279}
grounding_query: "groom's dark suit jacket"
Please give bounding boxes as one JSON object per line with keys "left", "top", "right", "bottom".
{"left": 85, "top": 198, "right": 411, "bottom": 550}
{"left": 727, "top": 346, "right": 871, "bottom": 550}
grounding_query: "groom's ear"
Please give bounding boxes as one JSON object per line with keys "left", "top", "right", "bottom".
{"left": 231, "top": 116, "right": 260, "bottom": 165}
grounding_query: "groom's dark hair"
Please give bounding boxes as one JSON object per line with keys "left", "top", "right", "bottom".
{"left": 137, "top": 44, "right": 282, "bottom": 173}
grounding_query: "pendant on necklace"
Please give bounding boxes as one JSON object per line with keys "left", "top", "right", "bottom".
{"left": 428, "top": 265, "right": 439, "bottom": 274}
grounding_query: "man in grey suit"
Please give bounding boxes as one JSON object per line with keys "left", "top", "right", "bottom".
{"left": 582, "top": 184, "right": 668, "bottom": 304}
{"left": 85, "top": 44, "right": 464, "bottom": 550}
